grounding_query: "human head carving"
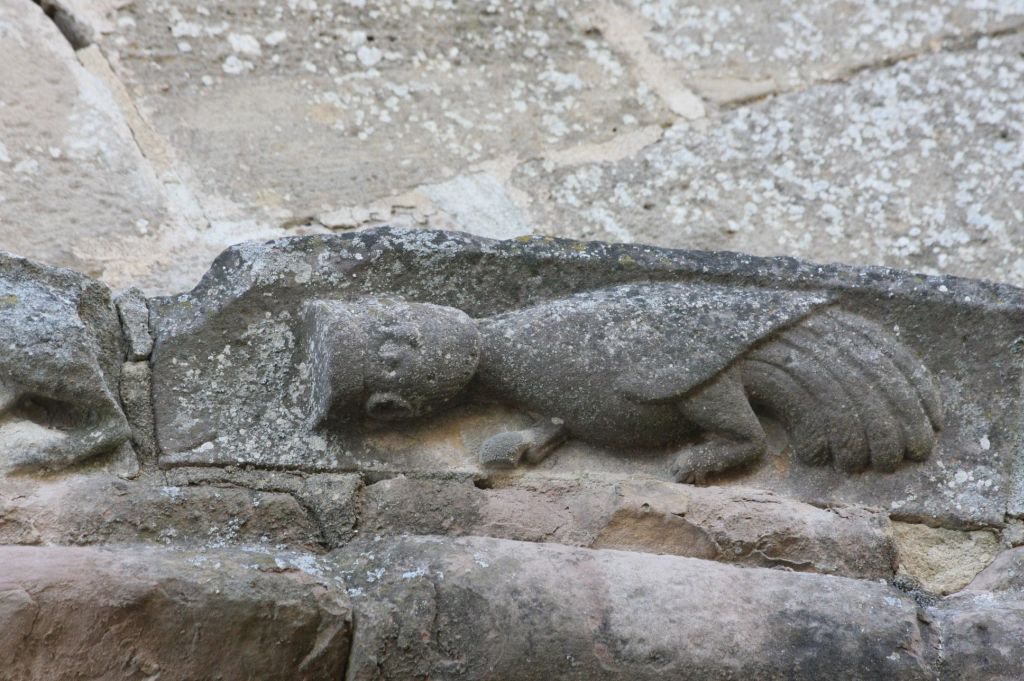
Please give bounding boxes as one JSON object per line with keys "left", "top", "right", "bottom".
{"left": 304, "top": 298, "right": 481, "bottom": 427}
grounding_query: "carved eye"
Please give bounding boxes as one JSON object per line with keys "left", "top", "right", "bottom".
{"left": 382, "top": 325, "right": 420, "bottom": 348}
{"left": 378, "top": 341, "right": 406, "bottom": 371}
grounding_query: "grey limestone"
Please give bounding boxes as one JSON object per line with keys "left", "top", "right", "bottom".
{"left": 148, "top": 228, "right": 1024, "bottom": 527}
{"left": 0, "top": 251, "right": 130, "bottom": 473}
{"left": 115, "top": 287, "right": 153, "bottom": 360}
{"left": 619, "top": 0, "right": 1024, "bottom": 104}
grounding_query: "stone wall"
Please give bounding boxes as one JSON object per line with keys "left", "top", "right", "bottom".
{"left": 2, "top": 0, "right": 1023, "bottom": 293}
{"left": 2, "top": 227, "right": 1024, "bottom": 678}
{"left": 2, "top": 1, "right": 1023, "bottom": 678}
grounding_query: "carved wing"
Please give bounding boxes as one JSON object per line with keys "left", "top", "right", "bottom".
{"left": 740, "top": 307, "right": 943, "bottom": 472}
{"left": 478, "top": 281, "right": 832, "bottom": 406}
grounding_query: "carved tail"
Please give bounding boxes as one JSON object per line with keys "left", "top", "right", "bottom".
{"left": 738, "top": 308, "right": 942, "bottom": 473}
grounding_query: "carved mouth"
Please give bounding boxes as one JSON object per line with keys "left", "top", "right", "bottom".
{"left": 365, "top": 392, "right": 415, "bottom": 420}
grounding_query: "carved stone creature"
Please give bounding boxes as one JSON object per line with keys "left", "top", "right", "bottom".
{"left": 0, "top": 254, "right": 130, "bottom": 472}
{"left": 305, "top": 282, "right": 942, "bottom": 481}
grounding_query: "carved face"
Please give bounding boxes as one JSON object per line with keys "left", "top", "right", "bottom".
{"left": 360, "top": 300, "right": 481, "bottom": 420}
{"left": 304, "top": 297, "right": 482, "bottom": 426}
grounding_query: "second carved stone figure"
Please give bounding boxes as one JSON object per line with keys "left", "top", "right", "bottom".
{"left": 303, "top": 282, "right": 942, "bottom": 482}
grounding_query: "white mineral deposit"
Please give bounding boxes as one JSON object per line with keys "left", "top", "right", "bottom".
{"left": 1, "top": 1, "right": 1023, "bottom": 679}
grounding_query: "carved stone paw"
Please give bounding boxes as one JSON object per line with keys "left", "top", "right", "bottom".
{"left": 479, "top": 431, "right": 532, "bottom": 468}
{"left": 2, "top": 421, "right": 130, "bottom": 473}
{"left": 670, "top": 450, "right": 711, "bottom": 485}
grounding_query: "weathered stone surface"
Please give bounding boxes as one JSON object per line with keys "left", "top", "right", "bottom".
{"left": 334, "top": 535, "right": 932, "bottom": 680}
{"left": 115, "top": 286, "right": 153, "bottom": 360}
{"left": 933, "top": 594, "right": 1024, "bottom": 681}
{"left": 892, "top": 521, "right": 1001, "bottom": 594}
{"left": 0, "top": 472, "right": 325, "bottom": 549}
{"left": 0, "top": 251, "right": 130, "bottom": 473}
{"left": 299, "top": 279, "right": 940, "bottom": 481}
{"left": 11, "top": 0, "right": 1022, "bottom": 296}
{"left": 1006, "top": 519, "right": 1024, "bottom": 547}
{"left": 965, "top": 545, "right": 1024, "bottom": 593}
{"left": 118, "top": 359, "right": 157, "bottom": 464}
{"left": 150, "top": 228, "right": 1024, "bottom": 527}
{"left": 296, "top": 472, "right": 364, "bottom": 547}
{"left": 474, "top": 287, "right": 940, "bottom": 480}
{"left": 612, "top": 0, "right": 1024, "bottom": 104}
{"left": 513, "top": 34, "right": 1024, "bottom": 287}
{"left": 360, "top": 475, "right": 898, "bottom": 579}
{"left": 0, "top": 544, "right": 351, "bottom": 681}
{"left": 163, "top": 467, "right": 363, "bottom": 548}
{"left": 0, "top": 0, "right": 168, "bottom": 285}
{"left": 3, "top": 1, "right": 1022, "bottom": 677}
{"left": 37, "top": 0, "right": 131, "bottom": 47}
{"left": 93, "top": 0, "right": 668, "bottom": 227}
{"left": 927, "top": 544, "right": 1024, "bottom": 679}
{"left": 5, "top": 534, "right": 1018, "bottom": 680}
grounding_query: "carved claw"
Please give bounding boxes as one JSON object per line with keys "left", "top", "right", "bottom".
{"left": 670, "top": 451, "right": 708, "bottom": 485}
{"left": 670, "top": 439, "right": 764, "bottom": 485}
{"left": 478, "top": 419, "right": 568, "bottom": 469}
{"left": 479, "top": 431, "right": 532, "bottom": 468}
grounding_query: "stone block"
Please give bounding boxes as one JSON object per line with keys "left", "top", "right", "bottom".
{"left": 0, "top": 544, "right": 350, "bottom": 681}
{"left": 360, "top": 475, "right": 898, "bottom": 579}
{"left": 0, "top": 472, "right": 325, "bottom": 550}
{"left": 150, "top": 228, "right": 1024, "bottom": 527}
{"left": 614, "top": 0, "right": 1024, "bottom": 103}
{"left": 513, "top": 34, "right": 1024, "bottom": 286}
{"left": 334, "top": 535, "right": 932, "bottom": 680}
{"left": 0, "top": 0, "right": 168, "bottom": 286}
{"left": 91, "top": 0, "right": 668, "bottom": 224}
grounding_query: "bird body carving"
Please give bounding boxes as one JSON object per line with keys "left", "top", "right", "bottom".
{"left": 304, "top": 282, "right": 942, "bottom": 481}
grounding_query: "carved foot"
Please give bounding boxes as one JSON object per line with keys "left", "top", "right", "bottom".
{"left": 5, "top": 420, "right": 131, "bottom": 473}
{"left": 673, "top": 369, "right": 766, "bottom": 484}
{"left": 670, "top": 450, "right": 708, "bottom": 485}
{"left": 479, "top": 418, "right": 567, "bottom": 469}
{"left": 671, "top": 438, "right": 764, "bottom": 484}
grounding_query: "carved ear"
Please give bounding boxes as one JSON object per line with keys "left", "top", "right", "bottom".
{"left": 302, "top": 300, "right": 370, "bottom": 429}
{"left": 614, "top": 363, "right": 699, "bottom": 404}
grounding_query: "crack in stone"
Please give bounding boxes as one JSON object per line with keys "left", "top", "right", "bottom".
{"left": 33, "top": 1, "right": 92, "bottom": 49}
{"left": 718, "top": 20, "right": 1024, "bottom": 111}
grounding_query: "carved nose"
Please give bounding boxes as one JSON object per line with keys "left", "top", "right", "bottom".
{"left": 366, "top": 392, "right": 415, "bottom": 420}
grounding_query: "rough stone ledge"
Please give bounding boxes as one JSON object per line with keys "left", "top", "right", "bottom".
{"left": 965, "top": 545, "right": 1024, "bottom": 593}
{"left": 359, "top": 473, "right": 899, "bottom": 580}
{"left": 0, "top": 467, "right": 896, "bottom": 581}
{"left": 0, "top": 469, "right": 360, "bottom": 551}
{"left": 329, "top": 535, "right": 1024, "bottom": 680}
{"left": 0, "top": 544, "right": 351, "bottom": 681}
{"left": 331, "top": 535, "right": 925, "bottom": 680}
{"left": 932, "top": 583, "right": 1024, "bottom": 679}
{"left": 6, "top": 464, "right": 1009, "bottom": 595}
{"left": 2, "top": 534, "right": 1023, "bottom": 679}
